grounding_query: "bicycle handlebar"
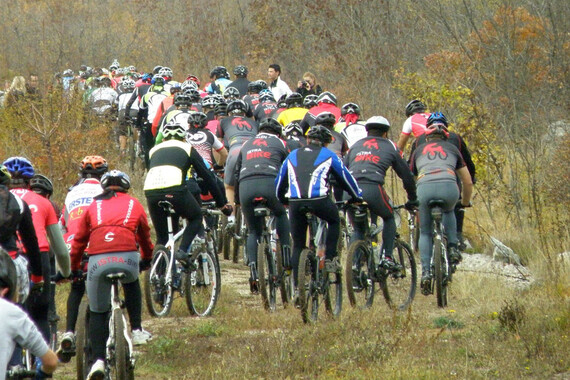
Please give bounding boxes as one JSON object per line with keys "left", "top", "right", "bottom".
{"left": 6, "top": 367, "right": 38, "bottom": 379}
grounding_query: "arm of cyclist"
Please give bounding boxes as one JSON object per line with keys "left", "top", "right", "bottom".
{"left": 392, "top": 152, "right": 418, "bottom": 205}
{"left": 329, "top": 154, "right": 362, "bottom": 200}
{"left": 212, "top": 138, "right": 228, "bottom": 166}
{"left": 396, "top": 132, "right": 411, "bottom": 152}
{"left": 69, "top": 210, "right": 91, "bottom": 272}
{"left": 17, "top": 203, "right": 43, "bottom": 280}
{"left": 46, "top": 223, "right": 70, "bottom": 277}
{"left": 458, "top": 136, "right": 476, "bottom": 184}
{"left": 275, "top": 157, "right": 290, "bottom": 204}
{"left": 190, "top": 148, "right": 228, "bottom": 208}
{"left": 457, "top": 166, "right": 473, "bottom": 207}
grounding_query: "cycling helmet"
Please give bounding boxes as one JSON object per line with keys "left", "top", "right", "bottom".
{"left": 0, "top": 165, "right": 12, "bottom": 185}
{"left": 247, "top": 81, "right": 262, "bottom": 94}
{"left": 153, "top": 65, "right": 163, "bottom": 74}
{"left": 80, "top": 155, "right": 108, "bottom": 177}
{"left": 284, "top": 122, "right": 303, "bottom": 137}
{"left": 202, "top": 95, "right": 218, "bottom": 109}
{"left": 233, "top": 65, "right": 248, "bottom": 77}
{"left": 214, "top": 102, "right": 228, "bottom": 116}
{"left": 183, "top": 88, "right": 201, "bottom": 102}
{"left": 159, "top": 67, "right": 173, "bottom": 79}
{"left": 209, "top": 66, "right": 228, "bottom": 79}
{"left": 162, "top": 121, "right": 187, "bottom": 140}
{"left": 186, "top": 75, "right": 200, "bottom": 87}
{"left": 3, "top": 157, "right": 35, "bottom": 179}
{"left": 314, "top": 112, "right": 336, "bottom": 128}
{"left": 277, "top": 94, "right": 288, "bottom": 109}
{"left": 174, "top": 93, "right": 192, "bottom": 107}
{"left": 317, "top": 91, "right": 337, "bottom": 105}
{"left": 99, "top": 77, "right": 112, "bottom": 87}
{"left": 141, "top": 73, "right": 153, "bottom": 83}
{"left": 341, "top": 102, "right": 361, "bottom": 116}
{"left": 405, "top": 99, "right": 426, "bottom": 117}
{"left": 181, "top": 80, "right": 198, "bottom": 91}
{"left": 100, "top": 170, "right": 131, "bottom": 192}
{"left": 121, "top": 78, "right": 136, "bottom": 91}
{"left": 259, "top": 91, "right": 275, "bottom": 103}
{"left": 30, "top": 174, "right": 54, "bottom": 197}
{"left": 128, "top": 65, "right": 136, "bottom": 72}
{"left": 307, "top": 125, "right": 333, "bottom": 144}
{"left": 257, "top": 80, "right": 268, "bottom": 90}
{"left": 169, "top": 82, "right": 182, "bottom": 94}
{"left": 286, "top": 92, "right": 303, "bottom": 108}
{"left": 187, "top": 112, "right": 208, "bottom": 129}
{"left": 151, "top": 74, "right": 165, "bottom": 86}
{"left": 259, "top": 118, "right": 283, "bottom": 137}
{"left": 223, "top": 87, "right": 240, "bottom": 101}
{"left": 0, "top": 248, "right": 18, "bottom": 302}
{"left": 427, "top": 111, "right": 448, "bottom": 127}
{"left": 303, "top": 94, "right": 318, "bottom": 108}
{"left": 63, "top": 69, "right": 74, "bottom": 77}
{"left": 365, "top": 116, "right": 391, "bottom": 133}
{"left": 227, "top": 99, "right": 248, "bottom": 115}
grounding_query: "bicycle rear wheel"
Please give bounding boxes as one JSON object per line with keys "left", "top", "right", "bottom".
{"left": 185, "top": 249, "right": 221, "bottom": 316}
{"left": 381, "top": 240, "right": 417, "bottom": 311}
{"left": 232, "top": 209, "right": 243, "bottom": 264}
{"left": 324, "top": 266, "right": 342, "bottom": 318}
{"left": 345, "top": 240, "right": 375, "bottom": 308}
{"left": 433, "top": 235, "right": 448, "bottom": 308}
{"left": 144, "top": 245, "right": 173, "bottom": 317}
{"left": 111, "top": 308, "right": 133, "bottom": 380}
{"left": 76, "top": 298, "right": 90, "bottom": 380}
{"left": 257, "top": 240, "right": 277, "bottom": 312}
{"left": 298, "top": 249, "right": 319, "bottom": 323}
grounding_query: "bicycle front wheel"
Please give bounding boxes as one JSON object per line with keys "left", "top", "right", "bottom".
{"left": 76, "top": 298, "right": 90, "bottom": 380}
{"left": 111, "top": 308, "right": 133, "bottom": 380}
{"left": 381, "top": 240, "right": 417, "bottom": 311}
{"left": 433, "top": 235, "right": 448, "bottom": 308}
{"left": 324, "top": 266, "right": 342, "bottom": 318}
{"left": 144, "top": 245, "right": 173, "bottom": 317}
{"left": 258, "top": 240, "right": 277, "bottom": 312}
{"left": 345, "top": 240, "right": 375, "bottom": 308}
{"left": 185, "top": 249, "right": 221, "bottom": 316}
{"left": 298, "top": 249, "right": 319, "bottom": 323}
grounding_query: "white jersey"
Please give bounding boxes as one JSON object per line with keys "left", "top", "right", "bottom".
{"left": 340, "top": 121, "right": 368, "bottom": 148}
{"left": 89, "top": 87, "right": 118, "bottom": 116}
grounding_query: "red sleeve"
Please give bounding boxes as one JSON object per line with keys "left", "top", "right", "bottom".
{"left": 70, "top": 208, "right": 91, "bottom": 271}
{"left": 135, "top": 202, "right": 154, "bottom": 260}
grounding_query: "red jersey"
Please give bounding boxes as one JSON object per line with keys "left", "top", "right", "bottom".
{"left": 10, "top": 188, "right": 58, "bottom": 252}
{"left": 152, "top": 96, "right": 175, "bottom": 137}
{"left": 70, "top": 192, "right": 153, "bottom": 270}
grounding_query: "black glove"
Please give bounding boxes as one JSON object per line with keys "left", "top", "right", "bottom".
{"left": 405, "top": 199, "right": 419, "bottom": 210}
{"left": 221, "top": 204, "right": 233, "bottom": 216}
{"left": 139, "top": 259, "right": 152, "bottom": 272}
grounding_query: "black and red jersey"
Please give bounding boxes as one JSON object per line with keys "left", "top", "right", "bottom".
{"left": 235, "top": 133, "right": 288, "bottom": 182}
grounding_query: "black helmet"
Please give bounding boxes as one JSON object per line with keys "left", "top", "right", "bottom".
{"left": 405, "top": 99, "right": 426, "bottom": 117}
{"left": 365, "top": 116, "right": 391, "bottom": 133}
{"left": 307, "top": 125, "right": 333, "bottom": 144}
{"left": 227, "top": 99, "right": 248, "bottom": 115}
{"left": 303, "top": 94, "right": 318, "bottom": 108}
{"left": 174, "top": 93, "right": 192, "bottom": 107}
{"left": 223, "top": 87, "right": 240, "bottom": 101}
{"left": 202, "top": 95, "right": 218, "bottom": 109}
{"left": 425, "top": 112, "right": 449, "bottom": 139}
{"left": 210, "top": 66, "right": 228, "bottom": 79}
{"left": 286, "top": 92, "right": 303, "bottom": 108}
{"left": 214, "top": 102, "right": 228, "bottom": 116}
{"left": 100, "top": 170, "right": 131, "bottom": 192}
{"left": 0, "top": 248, "right": 18, "bottom": 302}
{"left": 188, "top": 112, "right": 208, "bottom": 129}
{"left": 233, "top": 65, "right": 248, "bottom": 77}
{"left": 259, "top": 118, "right": 283, "bottom": 137}
{"left": 341, "top": 102, "right": 361, "bottom": 116}
{"left": 427, "top": 111, "right": 448, "bottom": 127}
{"left": 30, "top": 174, "right": 54, "bottom": 197}
{"left": 314, "top": 112, "right": 336, "bottom": 128}
{"left": 259, "top": 91, "right": 275, "bottom": 103}
{"left": 183, "top": 88, "right": 201, "bottom": 102}
{"left": 247, "top": 81, "right": 262, "bottom": 94}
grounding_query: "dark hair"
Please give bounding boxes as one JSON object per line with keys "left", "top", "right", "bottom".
{"left": 269, "top": 64, "right": 281, "bottom": 74}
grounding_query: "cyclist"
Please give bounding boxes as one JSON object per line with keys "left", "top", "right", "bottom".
{"left": 253, "top": 90, "right": 278, "bottom": 122}
{"left": 0, "top": 249, "right": 58, "bottom": 379}
{"left": 115, "top": 77, "right": 138, "bottom": 155}
{"left": 219, "top": 100, "right": 259, "bottom": 222}
{"left": 151, "top": 81, "right": 181, "bottom": 138}
{"left": 137, "top": 74, "right": 169, "bottom": 168}
{"left": 396, "top": 99, "right": 430, "bottom": 152}
{"left": 228, "top": 65, "right": 250, "bottom": 97}
{"left": 70, "top": 170, "right": 154, "bottom": 379}
{"left": 144, "top": 122, "right": 231, "bottom": 268}
{"left": 234, "top": 118, "right": 291, "bottom": 293}
{"left": 223, "top": 87, "right": 241, "bottom": 103}
{"left": 155, "top": 93, "right": 195, "bottom": 142}
{"left": 275, "top": 125, "right": 362, "bottom": 293}
{"left": 344, "top": 116, "right": 418, "bottom": 272}
{"left": 409, "top": 112, "right": 473, "bottom": 295}
{"left": 4, "top": 157, "right": 70, "bottom": 343}
{"left": 276, "top": 92, "right": 308, "bottom": 127}
{"left": 243, "top": 80, "right": 262, "bottom": 112}
{"left": 283, "top": 122, "right": 307, "bottom": 152}
{"left": 205, "top": 66, "right": 232, "bottom": 95}
{"left": 57, "top": 156, "right": 107, "bottom": 361}
{"left": 303, "top": 94, "right": 318, "bottom": 109}
{"left": 336, "top": 102, "right": 368, "bottom": 148}
{"left": 88, "top": 77, "right": 118, "bottom": 118}
{"left": 186, "top": 112, "right": 228, "bottom": 168}
{"left": 299, "top": 91, "right": 341, "bottom": 133}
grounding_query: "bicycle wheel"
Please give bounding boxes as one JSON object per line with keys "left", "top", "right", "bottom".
{"left": 76, "top": 299, "right": 90, "bottom": 380}
{"left": 298, "top": 248, "right": 319, "bottom": 323}
{"left": 381, "top": 240, "right": 417, "bottom": 311}
{"left": 144, "top": 245, "right": 173, "bottom": 317}
{"left": 257, "top": 240, "right": 277, "bottom": 312}
{"left": 324, "top": 265, "right": 342, "bottom": 318}
{"left": 185, "top": 249, "right": 221, "bottom": 316}
{"left": 48, "top": 312, "right": 59, "bottom": 352}
{"left": 433, "top": 234, "right": 448, "bottom": 308}
{"left": 232, "top": 209, "right": 242, "bottom": 264}
{"left": 111, "top": 308, "right": 133, "bottom": 380}
{"left": 345, "top": 240, "right": 375, "bottom": 308}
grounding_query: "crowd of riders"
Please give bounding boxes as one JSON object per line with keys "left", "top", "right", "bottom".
{"left": 0, "top": 59, "right": 475, "bottom": 379}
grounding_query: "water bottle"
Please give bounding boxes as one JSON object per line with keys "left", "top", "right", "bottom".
{"left": 372, "top": 242, "right": 381, "bottom": 266}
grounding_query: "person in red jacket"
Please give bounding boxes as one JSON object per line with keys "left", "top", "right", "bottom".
{"left": 70, "top": 170, "right": 154, "bottom": 380}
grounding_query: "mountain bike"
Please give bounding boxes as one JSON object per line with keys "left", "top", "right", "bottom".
{"left": 5, "top": 367, "right": 37, "bottom": 380}
{"left": 76, "top": 273, "right": 135, "bottom": 380}
{"left": 223, "top": 204, "right": 247, "bottom": 264}
{"left": 298, "top": 202, "right": 344, "bottom": 323}
{"left": 345, "top": 204, "right": 417, "bottom": 310}
{"left": 253, "top": 197, "right": 292, "bottom": 311}
{"left": 405, "top": 207, "right": 420, "bottom": 253}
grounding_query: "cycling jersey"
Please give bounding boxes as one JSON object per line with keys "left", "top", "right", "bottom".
{"left": 206, "top": 78, "right": 232, "bottom": 94}
{"left": 186, "top": 128, "right": 225, "bottom": 167}
{"left": 70, "top": 192, "right": 153, "bottom": 270}
{"left": 243, "top": 94, "right": 260, "bottom": 112}
{"left": 401, "top": 112, "right": 431, "bottom": 137}
{"left": 276, "top": 144, "right": 362, "bottom": 200}
{"left": 88, "top": 87, "right": 118, "bottom": 116}
{"left": 253, "top": 101, "right": 278, "bottom": 121}
{"left": 339, "top": 121, "right": 367, "bottom": 148}
{"left": 235, "top": 132, "right": 288, "bottom": 182}
{"left": 115, "top": 91, "right": 139, "bottom": 120}
{"left": 285, "top": 136, "right": 307, "bottom": 152}
{"left": 410, "top": 140, "right": 466, "bottom": 184}
{"left": 151, "top": 96, "right": 175, "bottom": 136}
{"left": 228, "top": 78, "right": 250, "bottom": 97}
{"left": 219, "top": 116, "right": 259, "bottom": 149}
{"left": 327, "top": 130, "right": 348, "bottom": 158}
{"left": 138, "top": 87, "right": 169, "bottom": 125}
{"left": 276, "top": 107, "right": 308, "bottom": 127}
{"left": 155, "top": 109, "right": 195, "bottom": 143}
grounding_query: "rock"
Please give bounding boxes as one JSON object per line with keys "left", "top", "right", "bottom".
{"left": 490, "top": 237, "right": 523, "bottom": 266}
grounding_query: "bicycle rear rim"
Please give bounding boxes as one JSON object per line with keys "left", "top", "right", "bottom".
{"left": 345, "top": 240, "right": 375, "bottom": 308}
{"left": 381, "top": 240, "right": 417, "bottom": 311}
{"left": 257, "top": 241, "right": 277, "bottom": 312}
{"left": 144, "top": 246, "right": 173, "bottom": 317}
{"left": 76, "top": 299, "right": 90, "bottom": 380}
{"left": 111, "top": 308, "right": 133, "bottom": 380}
{"left": 185, "top": 250, "right": 221, "bottom": 316}
{"left": 298, "top": 249, "right": 319, "bottom": 323}
{"left": 434, "top": 237, "right": 448, "bottom": 308}
{"left": 324, "top": 269, "right": 342, "bottom": 317}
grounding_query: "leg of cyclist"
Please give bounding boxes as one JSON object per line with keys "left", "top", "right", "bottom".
{"left": 288, "top": 201, "right": 310, "bottom": 288}
{"left": 311, "top": 198, "right": 341, "bottom": 273}
{"left": 122, "top": 279, "right": 151, "bottom": 345}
